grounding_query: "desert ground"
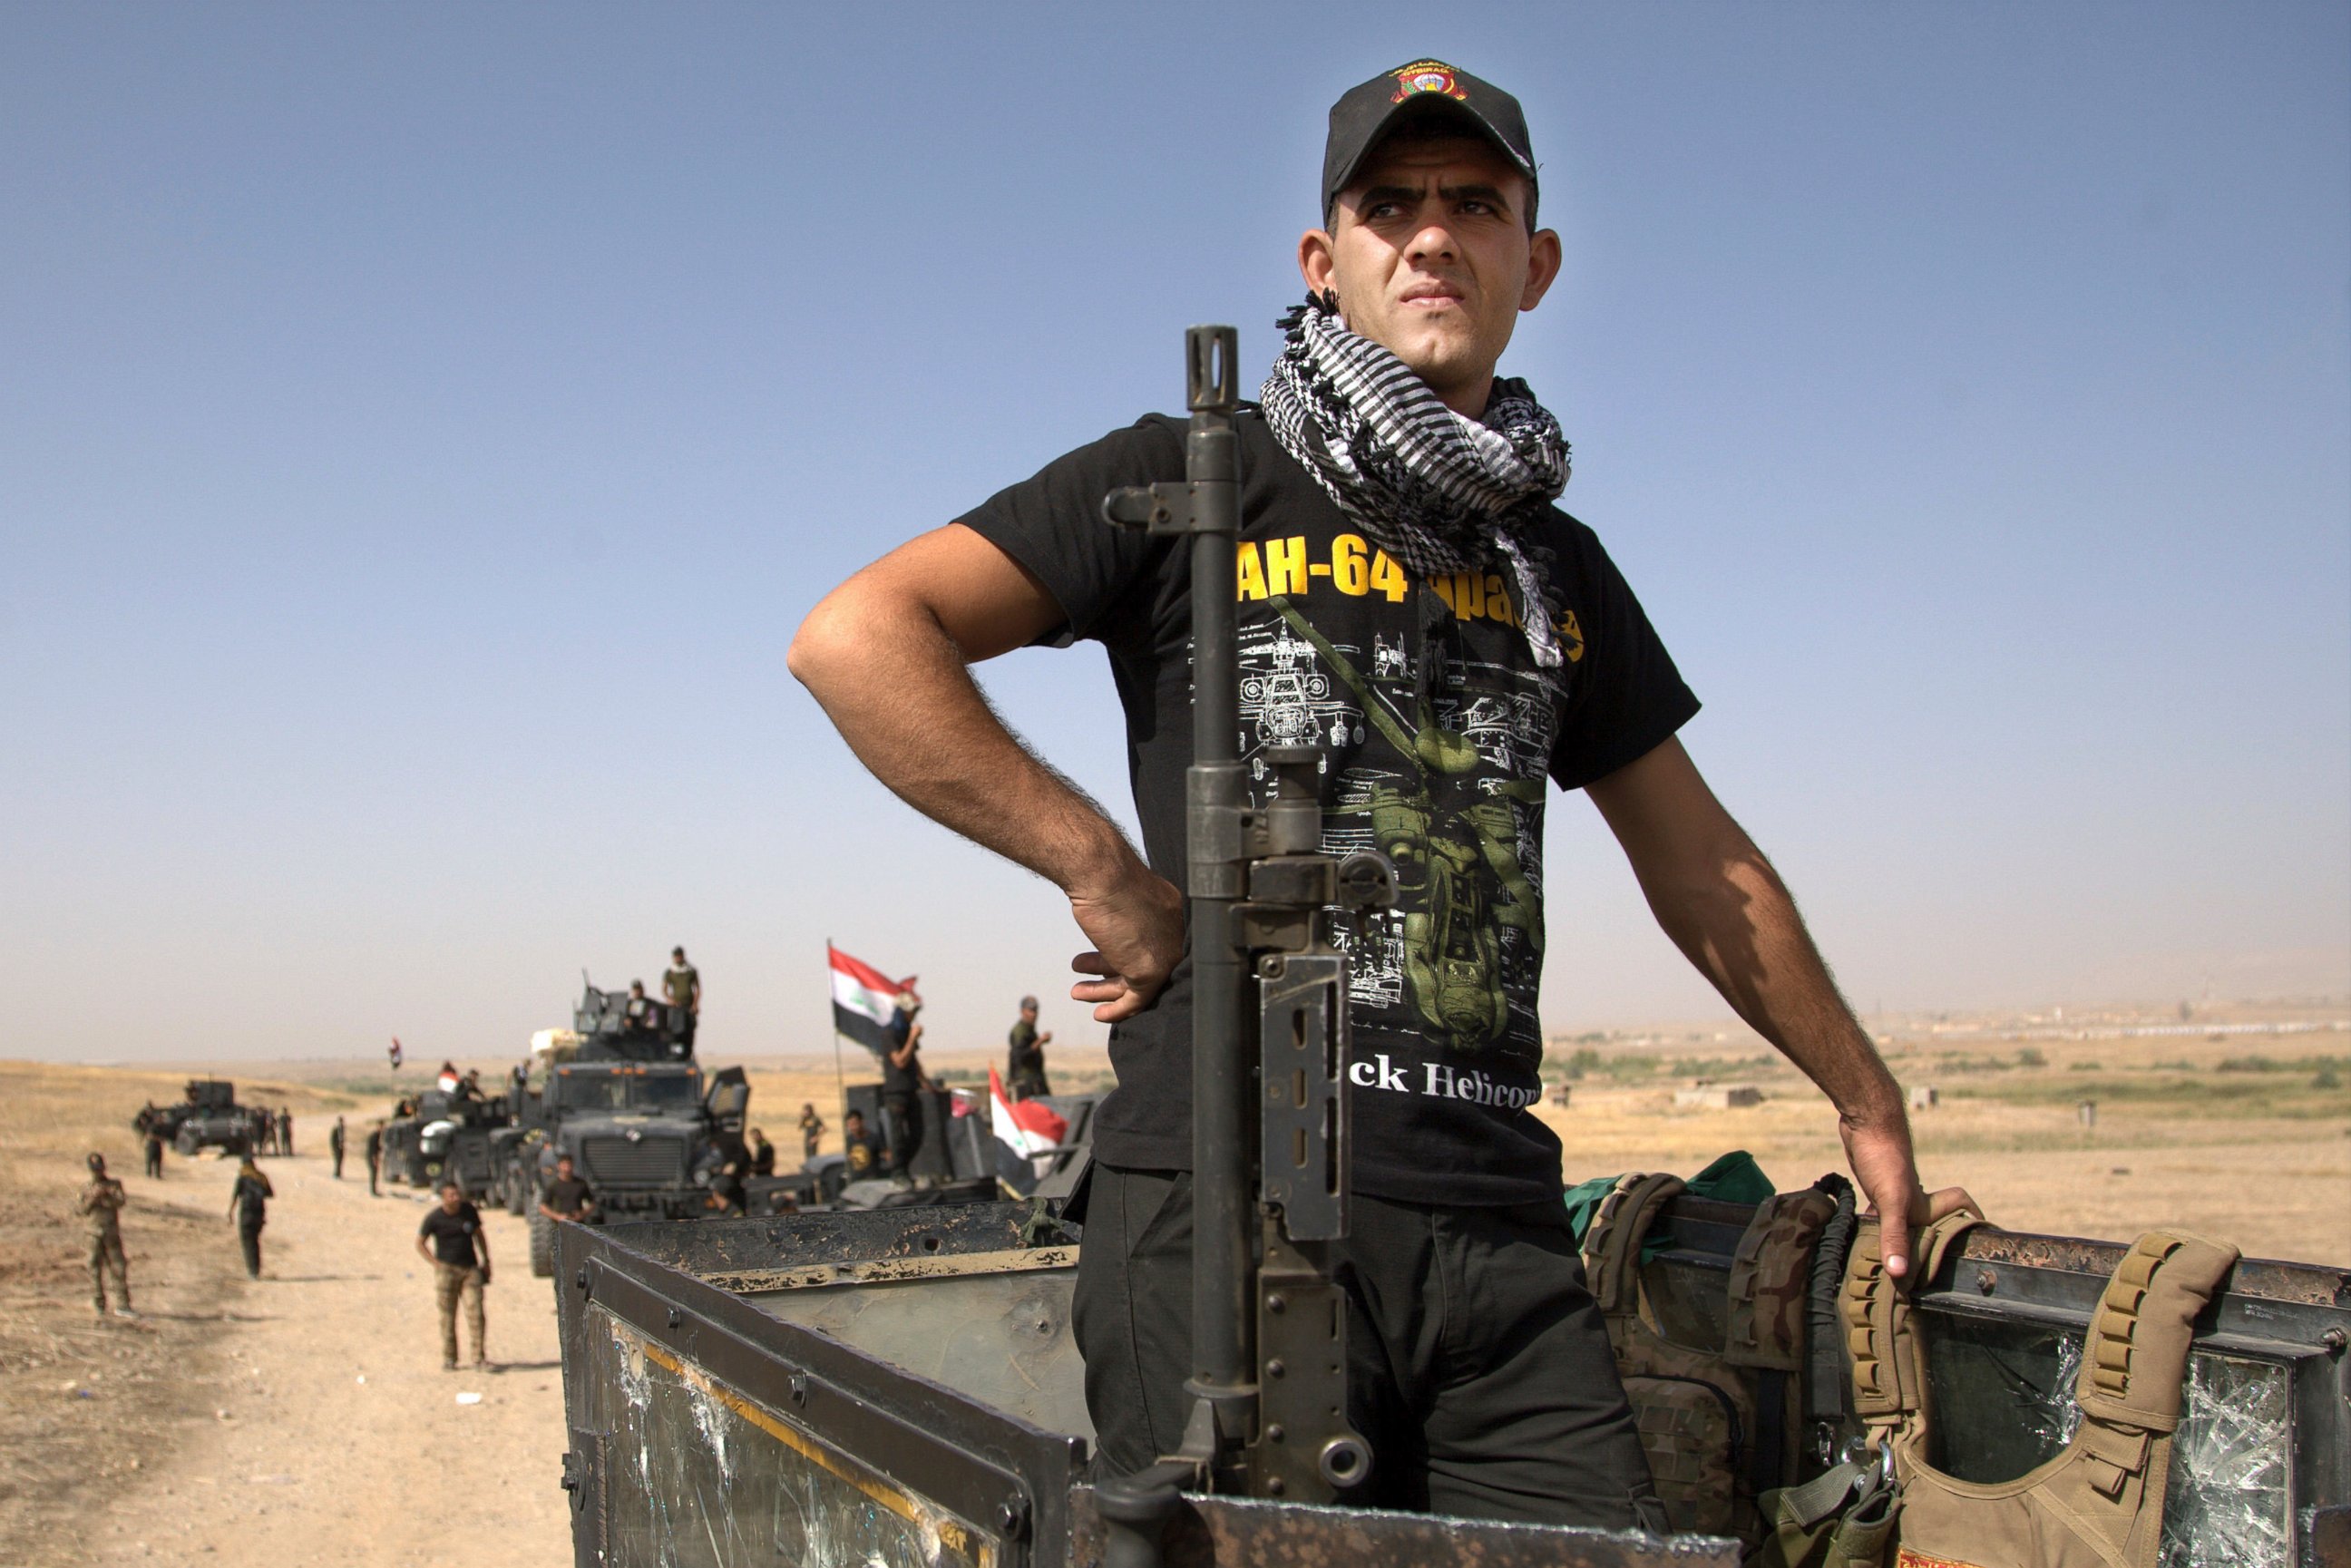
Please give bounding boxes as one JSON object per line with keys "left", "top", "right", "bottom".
{"left": 1, "top": 1006, "right": 2343, "bottom": 1565}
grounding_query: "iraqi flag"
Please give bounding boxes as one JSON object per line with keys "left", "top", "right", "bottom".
{"left": 830, "top": 943, "right": 915, "bottom": 1060}
{"left": 990, "top": 1066, "right": 1068, "bottom": 1194}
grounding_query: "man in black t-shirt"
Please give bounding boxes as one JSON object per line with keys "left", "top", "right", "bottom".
{"left": 415, "top": 1182, "right": 491, "bottom": 1371}
{"left": 839, "top": 1109, "right": 883, "bottom": 1182}
{"left": 879, "top": 991, "right": 933, "bottom": 1183}
{"left": 538, "top": 1155, "right": 595, "bottom": 1224}
{"left": 790, "top": 59, "right": 1964, "bottom": 1526}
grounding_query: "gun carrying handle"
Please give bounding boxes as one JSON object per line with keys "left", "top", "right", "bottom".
{"left": 1186, "top": 326, "right": 1239, "bottom": 414}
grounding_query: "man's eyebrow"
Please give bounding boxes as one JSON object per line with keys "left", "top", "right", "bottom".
{"left": 1353, "top": 179, "right": 1516, "bottom": 212}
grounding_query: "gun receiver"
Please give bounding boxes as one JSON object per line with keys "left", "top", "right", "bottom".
{"left": 1096, "top": 327, "right": 1396, "bottom": 1543}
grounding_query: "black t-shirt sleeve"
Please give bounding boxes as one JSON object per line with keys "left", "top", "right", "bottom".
{"left": 952, "top": 416, "right": 1186, "bottom": 642}
{"left": 1546, "top": 519, "right": 1702, "bottom": 792}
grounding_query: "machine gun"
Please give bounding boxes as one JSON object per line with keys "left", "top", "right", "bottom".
{"left": 1094, "top": 326, "right": 1399, "bottom": 1555}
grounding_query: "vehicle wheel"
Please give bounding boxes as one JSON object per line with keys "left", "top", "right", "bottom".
{"left": 529, "top": 1211, "right": 555, "bottom": 1279}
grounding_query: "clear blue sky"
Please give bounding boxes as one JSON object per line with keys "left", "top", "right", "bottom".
{"left": 4, "top": 4, "right": 2346, "bottom": 1064}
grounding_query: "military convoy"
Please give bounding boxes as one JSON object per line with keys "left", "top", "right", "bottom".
{"left": 364, "top": 977, "right": 749, "bottom": 1284}
{"left": 484, "top": 979, "right": 750, "bottom": 1278}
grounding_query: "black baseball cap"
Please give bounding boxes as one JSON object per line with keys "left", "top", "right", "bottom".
{"left": 1322, "top": 60, "right": 1537, "bottom": 224}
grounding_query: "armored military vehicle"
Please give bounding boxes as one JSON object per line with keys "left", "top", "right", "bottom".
{"left": 145, "top": 1079, "right": 259, "bottom": 1155}
{"left": 378, "top": 1083, "right": 513, "bottom": 1196}
{"left": 131, "top": 1077, "right": 234, "bottom": 1144}
{"left": 501, "top": 977, "right": 750, "bottom": 1277}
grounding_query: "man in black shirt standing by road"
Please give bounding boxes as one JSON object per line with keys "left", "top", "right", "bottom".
{"left": 539, "top": 1154, "right": 595, "bottom": 1225}
{"left": 229, "top": 1156, "right": 272, "bottom": 1280}
{"left": 791, "top": 58, "right": 1967, "bottom": 1525}
{"left": 416, "top": 1181, "right": 491, "bottom": 1372}
{"left": 328, "top": 1115, "right": 346, "bottom": 1180}
{"left": 364, "top": 1120, "right": 383, "bottom": 1196}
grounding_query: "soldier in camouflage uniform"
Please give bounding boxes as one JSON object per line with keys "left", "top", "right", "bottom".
{"left": 77, "top": 1153, "right": 135, "bottom": 1322}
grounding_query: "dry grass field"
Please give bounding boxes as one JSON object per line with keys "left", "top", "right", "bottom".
{"left": 0, "top": 1007, "right": 2341, "bottom": 1564}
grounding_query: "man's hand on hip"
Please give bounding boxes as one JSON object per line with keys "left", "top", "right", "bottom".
{"left": 1068, "top": 866, "right": 1185, "bottom": 1023}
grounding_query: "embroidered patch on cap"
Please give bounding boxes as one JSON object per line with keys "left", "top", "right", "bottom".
{"left": 1390, "top": 61, "right": 1469, "bottom": 103}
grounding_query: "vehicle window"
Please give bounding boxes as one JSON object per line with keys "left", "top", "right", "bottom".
{"left": 632, "top": 1075, "right": 702, "bottom": 1108}
{"left": 558, "top": 1076, "right": 628, "bottom": 1111}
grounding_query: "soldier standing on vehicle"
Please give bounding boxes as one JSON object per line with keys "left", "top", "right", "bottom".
{"left": 663, "top": 946, "right": 701, "bottom": 1050}
{"left": 747, "top": 1126, "right": 776, "bottom": 1177}
{"left": 142, "top": 1125, "right": 165, "bottom": 1180}
{"left": 365, "top": 1121, "right": 383, "bottom": 1196}
{"left": 329, "top": 1115, "right": 346, "bottom": 1179}
{"left": 625, "top": 979, "right": 658, "bottom": 1034}
{"left": 229, "top": 1156, "right": 272, "bottom": 1280}
{"left": 788, "top": 56, "right": 1969, "bottom": 1524}
{"left": 537, "top": 1154, "right": 595, "bottom": 1224}
{"left": 881, "top": 990, "right": 934, "bottom": 1184}
{"left": 416, "top": 1181, "right": 491, "bottom": 1371}
{"left": 79, "top": 1154, "right": 135, "bottom": 1322}
{"left": 1006, "top": 996, "right": 1052, "bottom": 1101}
{"left": 797, "top": 1103, "right": 825, "bottom": 1162}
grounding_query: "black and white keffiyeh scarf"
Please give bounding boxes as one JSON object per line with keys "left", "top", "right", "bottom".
{"left": 1258, "top": 290, "right": 1570, "bottom": 668}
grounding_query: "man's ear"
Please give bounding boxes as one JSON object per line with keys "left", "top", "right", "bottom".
{"left": 1520, "top": 228, "right": 1563, "bottom": 312}
{"left": 1299, "top": 229, "right": 1338, "bottom": 296}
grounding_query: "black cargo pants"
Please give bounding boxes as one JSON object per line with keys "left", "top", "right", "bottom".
{"left": 1071, "top": 1164, "right": 1665, "bottom": 1530}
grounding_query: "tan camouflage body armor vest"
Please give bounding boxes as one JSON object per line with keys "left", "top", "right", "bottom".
{"left": 1843, "top": 1214, "right": 2239, "bottom": 1568}
{"left": 1581, "top": 1173, "right": 1837, "bottom": 1538}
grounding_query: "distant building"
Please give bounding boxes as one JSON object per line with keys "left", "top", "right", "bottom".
{"left": 1673, "top": 1084, "right": 1762, "bottom": 1110}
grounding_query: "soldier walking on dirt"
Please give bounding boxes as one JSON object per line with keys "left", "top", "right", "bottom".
{"left": 229, "top": 1156, "right": 273, "bottom": 1279}
{"left": 78, "top": 1154, "right": 135, "bottom": 1322}
{"left": 329, "top": 1115, "right": 346, "bottom": 1179}
{"left": 365, "top": 1121, "right": 383, "bottom": 1196}
{"left": 142, "top": 1126, "right": 165, "bottom": 1179}
{"left": 417, "top": 1180, "right": 491, "bottom": 1371}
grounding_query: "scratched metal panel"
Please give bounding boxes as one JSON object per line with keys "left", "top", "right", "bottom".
{"left": 586, "top": 1307, "right": 1001, "bottom": 1568}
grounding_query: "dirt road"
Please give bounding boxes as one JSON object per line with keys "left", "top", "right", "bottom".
{"left": 13, "top": 1121, "right": 570, "bottom": 1568}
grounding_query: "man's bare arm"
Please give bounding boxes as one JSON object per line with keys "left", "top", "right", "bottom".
{"left": 1586, "top": 736, "right": 1972, "bottom": 1281}
{"left": 788, "top": 524, "right": 1183, "bottom": 1021}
